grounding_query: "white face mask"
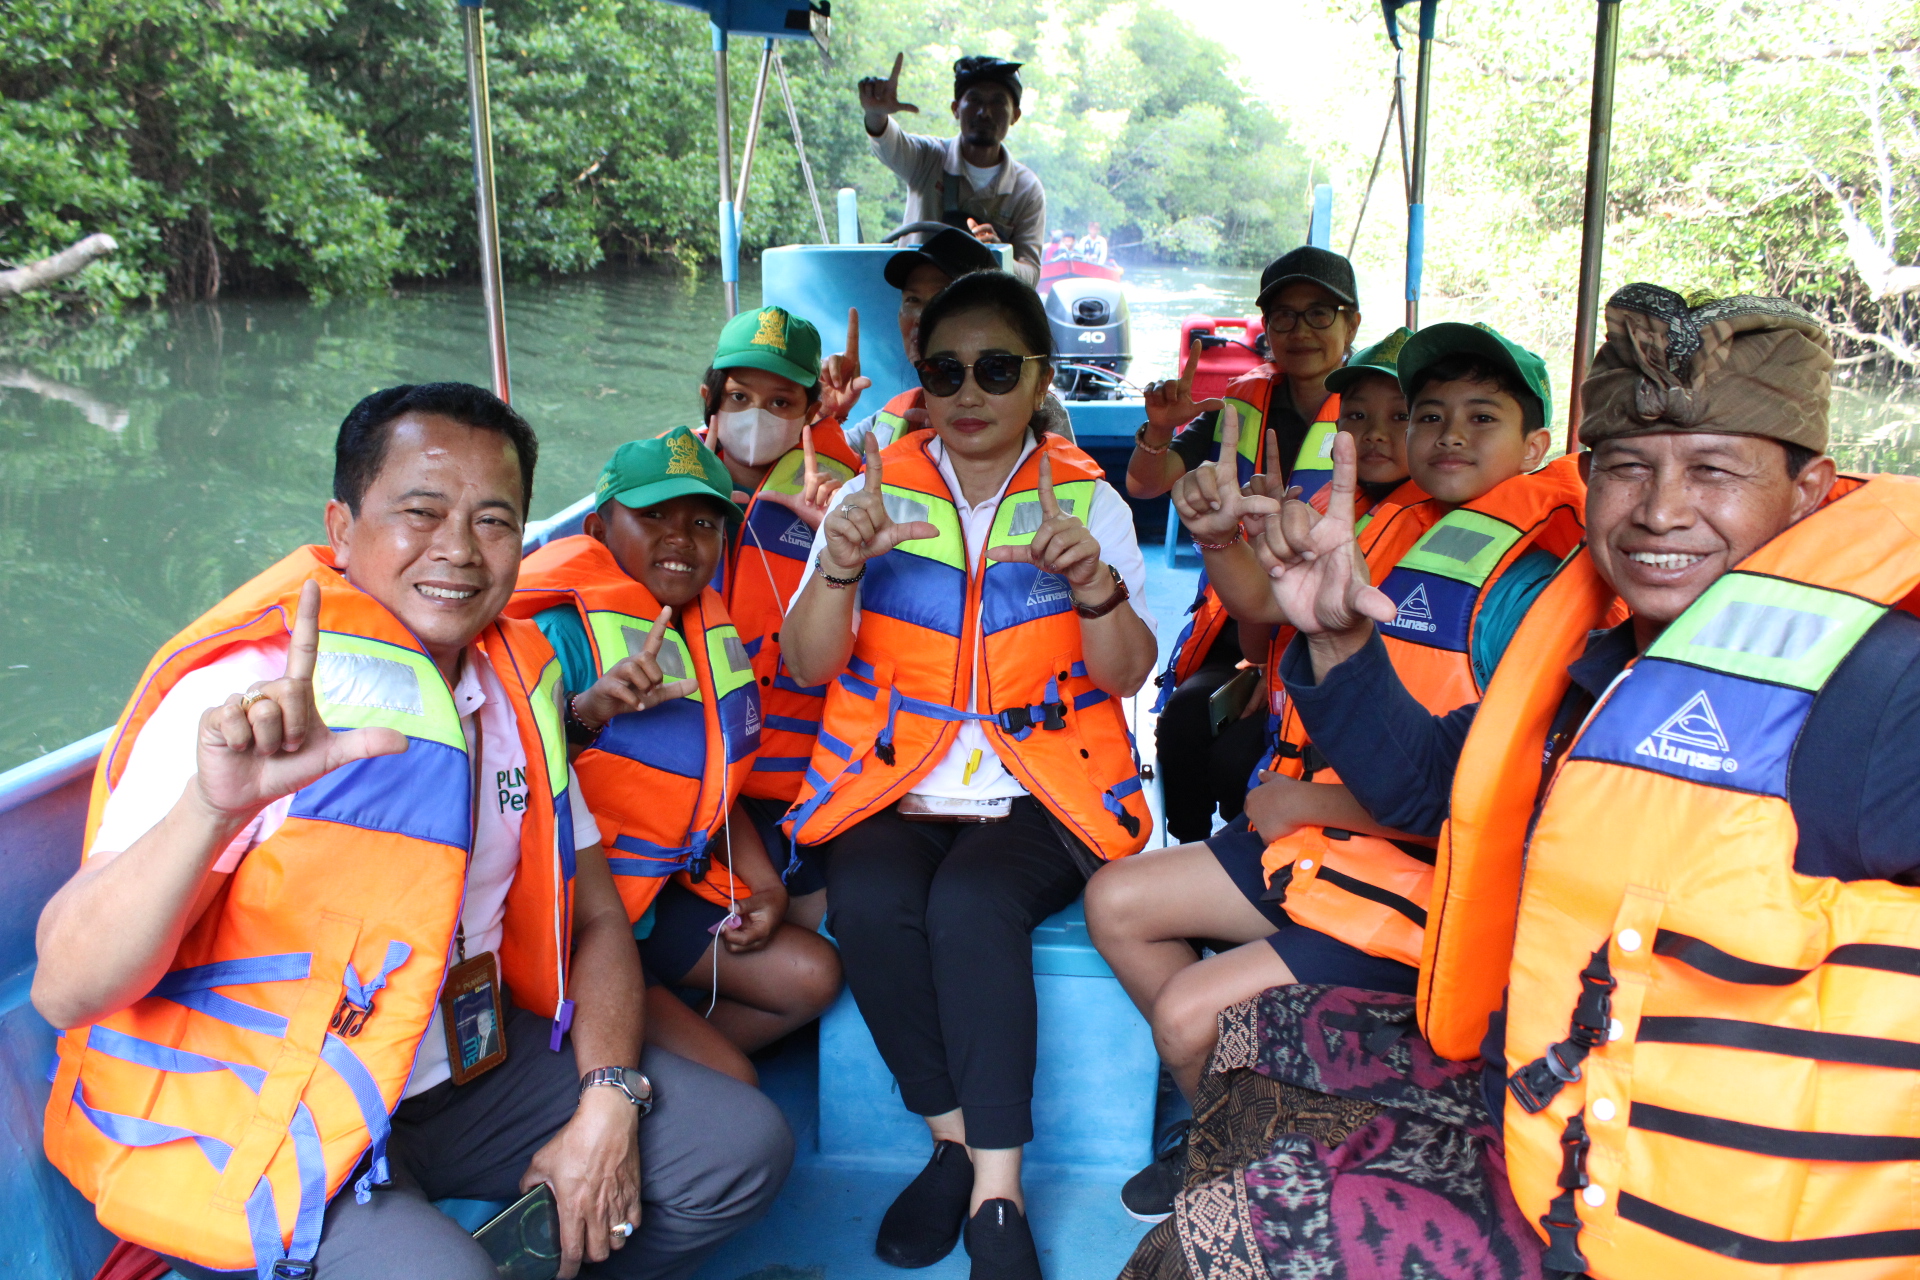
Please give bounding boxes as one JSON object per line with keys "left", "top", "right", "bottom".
{"left": 715, "top": 406, "right": 803, "bottom": 466}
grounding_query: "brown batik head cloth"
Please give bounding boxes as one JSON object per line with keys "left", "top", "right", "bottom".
{"left": 1579, "top": 283, "right": 1833, "bottom": 453}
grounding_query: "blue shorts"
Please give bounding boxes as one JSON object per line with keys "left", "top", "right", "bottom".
{"left": 741, "top": 794, "right": 829, "bottom": 898}
{"left": 1205, "top": 813, "right": 1419, "bottom": 996}
{"left": 635, "top": 881, "right": 728, "bottom": 985}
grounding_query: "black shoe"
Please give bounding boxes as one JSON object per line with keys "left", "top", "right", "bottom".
{"left": 964, "top": 1198, "right": 1042, "bottom": 1280}
{"left": 877, "top": 1139, "right": 974, "bottom": 1267}
{"left": 1120, "top": 1119, "right": 1192, "bottom": 1224}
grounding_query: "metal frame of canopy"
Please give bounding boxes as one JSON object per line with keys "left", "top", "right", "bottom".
{"left": 450, "top": 0, "right": 831, "bottom": 403}
{"left": 1569, "top": 0, "right": 1624, "bottom": 446}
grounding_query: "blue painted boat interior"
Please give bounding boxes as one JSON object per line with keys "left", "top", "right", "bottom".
{"left": 0, "top": 239, "right": 1210, "bottom": 1279}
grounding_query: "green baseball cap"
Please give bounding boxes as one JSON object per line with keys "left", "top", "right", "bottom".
{"left": 711, "top": 306, "right": 822, "bottom": 388}
{"left": 1398, "top": 321, "right": 1552, "bottom": 428}
{"left": 1326, "top": 326, "right": 1415, "bottom": 395}
{"left": 594, "top": 426, "right": 743, "bottom": 520}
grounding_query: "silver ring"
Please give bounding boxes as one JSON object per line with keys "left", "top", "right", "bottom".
{"left": 611, "top": 1221, "right": 635, "bottom": 1239}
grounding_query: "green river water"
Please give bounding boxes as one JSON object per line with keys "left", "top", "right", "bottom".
{"left": 3, "top": 262, "right": 1916, "bottom": 771}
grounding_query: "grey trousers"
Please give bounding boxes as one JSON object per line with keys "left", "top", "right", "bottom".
{"left": 166, "top": 1003, "right": 793, "bottom": 1280}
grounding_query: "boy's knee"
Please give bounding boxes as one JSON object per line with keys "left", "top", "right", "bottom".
{"left": 1082, "top": 859, "right": 1138, "bottom": 940}
{"left": 1150, "top": 974, "right": 1226, "bottom": 1064}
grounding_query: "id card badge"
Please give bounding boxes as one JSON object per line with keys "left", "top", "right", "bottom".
{"left": 441, "top": 950, "right": 508, "bottom": 1085}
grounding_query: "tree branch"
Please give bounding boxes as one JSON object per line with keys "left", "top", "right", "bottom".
{"left": 0, "top": 234, "right": 120, "bottom": 298}
{"left": 1824, "top": 319, "right": 1920, "bottom": 366}
{"left": 1813, "top": 170, "right": 1920, "bottom": 299}
{"left": 1626, "top": 38, "right": 1920, "bottom": 65}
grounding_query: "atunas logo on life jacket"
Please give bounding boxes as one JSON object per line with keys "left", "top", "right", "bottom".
{"left": 1025, "top": 571, "right": 1071, "bottom": 608}
{"left": 1389, "top": 582, "right": 1437, "bottom": 634}
{"left": 1636, "top": 689, "right": 1738, "bottom": 773}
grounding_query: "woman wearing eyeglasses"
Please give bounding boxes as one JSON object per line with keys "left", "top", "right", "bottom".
{"left": 780, "top": 270, "right": 1157, "bottom": 1280}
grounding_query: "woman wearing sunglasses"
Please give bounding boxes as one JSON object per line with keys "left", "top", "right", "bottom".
{"left": 781, "top": 270, "right": 1158, "bottom": 1280}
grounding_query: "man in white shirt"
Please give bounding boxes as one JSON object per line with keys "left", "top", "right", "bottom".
{"left": 34, "top": 383, "right": 791, "bottom": 1280}
{"left": 859, "top": 54, "right": 1048, "bottom": 284}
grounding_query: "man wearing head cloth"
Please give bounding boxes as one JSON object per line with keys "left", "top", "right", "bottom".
{"left": 857, "top": 52, "right": 1047, "bottom": 282}
{"left": 1117, "top": 285, "right": 1920, "bottom": 1278}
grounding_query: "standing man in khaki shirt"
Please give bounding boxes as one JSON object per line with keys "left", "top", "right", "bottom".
{"left": 858, "top": 54, "right": 1048, "bottom": 284}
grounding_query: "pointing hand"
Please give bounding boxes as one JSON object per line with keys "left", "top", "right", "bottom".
{"left": 819, "top": 433, "right": 940, "bottom": 573}
{"left": 573, "top": 606, "right": 701, "bottom": 730}
{"left": 1256, "top": 431, "right": 1397, "bottom": 635}
{"left": 1169, "top": 402, "right": 1283, "bottom": 546}
{"left": 984, "top": 454, "right": 1108, "bottom": 593}
{"left": 859, "top": 53, "right": 921, "bottom": 118}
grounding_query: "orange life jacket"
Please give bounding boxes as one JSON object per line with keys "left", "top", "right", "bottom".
{"left": 510, "top": 535, "right": 758, "bottom": 919}
{"left": 1431, "top": 475, "right": 1920, "bottom": 1278}
{"left": 787, "top": 431, "right": 1151, "bottom": 859}
{"left": 48, "top": 546, "right": 574, "bottom": 1277}
{"left": 719, "top": 424, "right": 860, "bottom": 803}
{"left": 1254, "top": 459, "right": 1593, "bottom": 968}
{"left": 1149, "top": 373, "right": 1342, "bottom": 712}
{"left": 866, "top": 387, "right": 923, "bottom": 450}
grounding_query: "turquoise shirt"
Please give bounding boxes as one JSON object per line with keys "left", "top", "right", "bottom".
{"left": 1469, "top": 548, "right": 1560, "bottom": 688}
{"left": 533, "top": 605, "right": 598, "bottom": 700}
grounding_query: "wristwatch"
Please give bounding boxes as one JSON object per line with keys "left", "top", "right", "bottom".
{"left": 580, "top": 1066, "right": 654, "bottom": 1116}
{"left": 1072, "top": 564, "right": 1132, "bottom": 620}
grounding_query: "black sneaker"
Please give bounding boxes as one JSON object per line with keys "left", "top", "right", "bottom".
{"left": 1120, "top": 1119, "right": 1192, "bottom": 1224}
{"left": 876, "top": 1139, "right": 974, "bottom": 1268}
{"left": 964, "top": 1197, "right": 1042, "bottom": 1280}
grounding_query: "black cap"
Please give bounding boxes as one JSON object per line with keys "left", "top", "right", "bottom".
{"left": 1255, "top": 246, "right": 1357, "bottom": 311}
{"left": 953, "top": 55, "right": 1024, "bottom": 105}
{"left": 883, "top": 227, "right": 999, "bottom": 289}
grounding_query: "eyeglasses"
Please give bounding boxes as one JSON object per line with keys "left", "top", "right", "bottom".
{"left": 914, "top": 354, "right": 1046, "bottom": 397}
{"left": 1266, "top": 305, "right": 1353, "bottom": 333}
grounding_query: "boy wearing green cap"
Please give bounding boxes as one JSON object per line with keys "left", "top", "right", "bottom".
{"left": 1323, "top": 326, "right": 1418, "bottom": 512}
{"left": 696, "top": 306, "right": 869, "bottom": 929}
{"left": 1086, "top": 321, "right": 1592, "bottom": 1224}
{"left": 510, "top": 427, "right": 841, "bottom": 1082}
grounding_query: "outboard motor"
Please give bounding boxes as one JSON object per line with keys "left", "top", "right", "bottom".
{"left": 1045, "top": 277, "right": 1132, "bottom": 400}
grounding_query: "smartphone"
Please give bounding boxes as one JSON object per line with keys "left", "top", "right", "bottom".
{"left": 1208, "top": 668, "right": 1260, "bottom": 737}
{"left": 474, "top": 1183, "right": 562, "bottom": 1280}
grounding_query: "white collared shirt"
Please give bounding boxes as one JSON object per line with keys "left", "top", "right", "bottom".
{"left": 792, "top": 436, "right": 1152, "bottom": 800}
{"left": 89, "top": 637, "right": 598, "bottom": 1096}
{"left": 867, "top": 118, "right": 1048, "bottom": 283}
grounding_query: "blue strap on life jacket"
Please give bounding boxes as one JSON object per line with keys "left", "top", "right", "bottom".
{"left": 1101, "top": 774, "right": 1146, "bottom": 838}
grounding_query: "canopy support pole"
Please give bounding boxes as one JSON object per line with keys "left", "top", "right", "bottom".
{"left": 1348, "top": 66, "right": 1403, "bottom": 257}
{"left": 714, "top": 25, "right": 739, "bottom": 318}
{"left": 775, "top": 48, "right": 830, "bottom": 243}
{"left": 735, "top": 39, "right": 775, "bottom": 227}
{"left": 1568, "top": 0, "right": 1623, "bottom": 447}
{"left": 1405, "top": 0, "right": 1438, "bottom": 330}
{"left": 459, "top": 0, "right": 511, "bottom": 400}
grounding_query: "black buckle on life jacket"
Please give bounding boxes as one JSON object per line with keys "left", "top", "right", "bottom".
{"left": 687, "top": 852, "right": 711, "bottom": 882}
{"left": 329, "top": 995, "right": 373, "bottom": 1038}
{"left": 1510, "top": 945, "right": 1615, "bottom": 1114}
{"left": 1116, "top": 809, "right": 1141, "bottom": 838}
{"left": 875, "top": 741, "right": 896, "bottom": 766}
{"left": 997, "top": 702, "right": 1067, "bottom": 736}
{"left": 272, "top": 1261, "right": 317, "bottom": 1280}
{"left": 1271, "top": 740, "right": 1302, "bottom": 760}
{"left": 1538, "top": 1188, "right": 1590, "bottom": 1276}
{"left": 1555, "top": 1114, "right": 1590, "bottom": 1190}
{"left": 1300, "top": 744, "right": 1329, "bottom": 781}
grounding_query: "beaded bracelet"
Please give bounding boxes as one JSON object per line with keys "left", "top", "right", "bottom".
{"left": 820, "top": 562, "right": 867, "bottom": 589}
{"left": 1191, "top": 530, "right": 1244, "bottom": 553}
{"left": 1133, "top": 423, "right": 1171, "bottom": 456}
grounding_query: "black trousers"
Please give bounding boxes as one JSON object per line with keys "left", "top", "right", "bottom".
{"left": 1156, "top": 666, "right": 1271, "bottom": 843}
{"left": 823, "top": 797, "right": 1088, "bottom": 1149}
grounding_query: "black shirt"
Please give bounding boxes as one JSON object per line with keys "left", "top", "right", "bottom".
{"left": 1279, "top": 612, "right": 1920, "bottom": 883}
{"left": 1169, "top": 379, "right": 1312, "bottom": 479}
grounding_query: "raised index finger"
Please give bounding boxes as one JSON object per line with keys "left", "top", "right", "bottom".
{"left": 639, "top": 605, "right": 674, "bottom": 661}
{"left": 285, "top": 579, "right": 321, "bottom": 682}
{"left": 846, "top": 307, "right": 860, "bottom": 363}
{"left": 801, "top": 423, "right": 818, "bottom": 485}
{"left": 1325, "top": 430, "right": 1360, "bottom": 531}
{"left": 889, "top": 52, "right": 903, "bottom": 85}
{"left": 863, "top": 431, "right": 885, "bottom": 491}
{"left": 1218, "top": 402, "right": 1241, "bottom": 471}
{"left": 1178, "top": 337, "right": 1202, "bottom": 397}
{"left": 1037, "top": 453, "right": 1059, "bottom": 520}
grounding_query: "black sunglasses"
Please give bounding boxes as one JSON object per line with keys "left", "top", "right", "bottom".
{"left": 914, "top": 354, "right": 1046, "bottom": 397}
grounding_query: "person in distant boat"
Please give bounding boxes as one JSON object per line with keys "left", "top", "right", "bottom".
{"left": 1125, "top": 287, "right": 1920, "bottom": 1278}
{"left": 1041, "top": 229, "right": 1073, "bottom": 264}
{"left": 780, "top": 271, "right": 1157, "bottom": 1280}
{"left": 859, "top": 53, "right": 1047, "bottom": 284}
{"left": 508, "top": 428, "right": 842, "bottom": 1083}
{"left": 32, "top": 383, "right": 792, "bottom": 1280}
{"left": 1075, "top": 222, "right": 1109, "bottom": 265}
